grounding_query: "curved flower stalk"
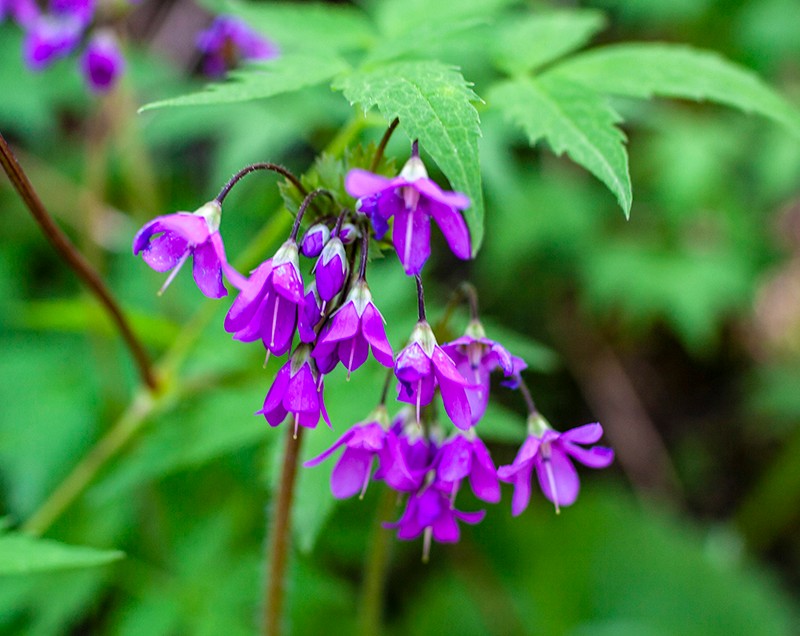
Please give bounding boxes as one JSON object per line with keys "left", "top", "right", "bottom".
{"left": 498, "top": 416, "right": 615, "bottom": 515}
{"left": 132, "top": 200, "right": 233, "bottom": 298}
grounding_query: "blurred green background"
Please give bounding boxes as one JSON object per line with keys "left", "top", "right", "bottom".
{"left": 2, "top": 0, "right": 800, "bottom": 634}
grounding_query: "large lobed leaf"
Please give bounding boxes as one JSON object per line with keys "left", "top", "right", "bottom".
{"left": 336, "top": 61, "right": 485, "bottom": 253}
{"left": 0, "top": 534, "right": 123, "bottom": 575}
{"left": 548, "top": 43, "right": 800, "bottom": 138}
{"left": 489, "top": 75, "right": 632, "bottom": 215}
{"left": 140, "top": 54, "right": 349, "bottom": 111}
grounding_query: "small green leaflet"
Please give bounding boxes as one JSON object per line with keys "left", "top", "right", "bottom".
{"left": 492, "top": 10, "right": 607, "bottom": 75}
{"left": 548, "top": 43, "right": 800, "bottom": 138}
{"left": 489, "top": 76, "right": 631, "bottom": 215}
{"left": 0, "top": 533, "right": 123, "bottom": 575}
{"left": 336, "top": 61, "right": 485, "bottom": 253}
{"left": 140, "top": 54, "right": 349, "bottom": 111}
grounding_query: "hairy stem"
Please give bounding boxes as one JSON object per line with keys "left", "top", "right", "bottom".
{"left": 216, "top": 162, "right": 307, "bottom": 204}
{"left": 0, "top": 132, "right": 158, "bottom": 391}
{"left": 369, "top": 117, "right": 400, "bottom": 172}
{"left": 264, "top": 423, "right": 305, "bottom": 636}
{"left": 416, "top": 274, "right": 427, "bottom": 322}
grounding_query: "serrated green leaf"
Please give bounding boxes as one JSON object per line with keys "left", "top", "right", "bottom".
{"left": 548, "top": 43, "right": 800, "bottom": 138}
{"left": 336, "top": 61, "right": 485, "bottom": 252}
{"left": 0, "top": 534, "right": 123, "bottom": 575}
{"left": 139, "top": 54, "right": 349, "bottom": 111}
{"left": 489, "top": 76, "right": 632, "bottom": 215}
{"left": 493, "top": 10, "right": 607, "bottom": 75}
{"left": 218, "top": 0, "right": 375, "bottom": 53}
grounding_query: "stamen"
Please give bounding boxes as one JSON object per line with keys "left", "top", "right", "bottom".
{"left": 543, "top": 456, "right": 560, "bottom": 515}
{"left": 347, "top": 339, "right": 357, "bottom": 379}
{"left": 293, "top": 414, "right": 299, "bottom": 439}
{"left": 422, "top": 527, "right": 432, "bottom": 563}
{"left": 157, "top": 252, "right": 190, "bottom": 296}
{"left": 404, "top": 213, "right": 414, "bottom": 270}
{"left": 415, "top": 378, "right": 422, "bottom": 426}
{"left": 263, "top": 350, "right": 271, "bottom": 369}
{"left": 270, "top": 295, "right": 281, "bottom": 348}
{"left": 359, "top": 460, "right": 372, "bottom": 500}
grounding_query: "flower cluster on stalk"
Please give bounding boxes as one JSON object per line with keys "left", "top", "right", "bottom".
{"left": 133, "top": 134, "right": 615, "bottom": 559}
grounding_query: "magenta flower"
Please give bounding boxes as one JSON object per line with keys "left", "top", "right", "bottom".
{"left": 132, "top": 201, "right": 230, "bottom": 299}
{"left": 258, "top": 345, "right": 329, "bottom": 435}
{"left": 80, "top": 30, "right": 124, "bottom": 92}
{"left": 435, "top": 433, "right": 500, "bottom": 503}
{"left": 441, "top": 321, "right": 519, "bottom": 424}
{"left": 345, "top": 151, "right": 471, "bottom": 276}
{"left": 197, "top": 15, "right": 279, "bottom": 77}
{"left": 297, "top": 282, "right": 324, "bottom": 344}
{"left": 313, "top": 234, "right": 348, "bottom": 302}
{"left": 224, "top": 240, "right": 304, "bottom": 356}
{"left": 384, "top": 487, "right": 485, "bottom": 556}
{"left": 379, "top": 415, "right": 438, "bottom": 492}
{"left": 304, "top": 414, "right": 388, "bottom": 499}
{"left": 394, "top": 321, "right": 471, "bottom": 429}
{"left": 300, "top": 223, "right": 330, "bottom": 258}
{"left": 498, "top": 419, "right": 614, "bottom": 515}
{"left": 312, "top": 279, "right": 394, "bottom": 375}
{"left": 23, "top": 13, "right": 83, "bottom": 70}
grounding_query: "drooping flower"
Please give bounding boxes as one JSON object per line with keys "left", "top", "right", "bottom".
{"left": 338, "top": 223, "right": 359, "bottom": 245}
{"left": 313, "top": 234, "right": 348, "bottom": 302}
{"left": 23, "top": 13, "right": 84, "bottom": 70}
{"left": 394, "top": 320, "right": 471, "bottom": 429}
{"left": 384, "top": 486, "right": 485, "bottom": 559}
{"left": 224, "top": 240, "right": 304, "bottom": 356}
{"left": 132, "top": 200, "right": 231, "bottom": 299}
{"left": 259, "top": 344, "right": 329, "bottom": 435}
{"left": 80, "top": 29, "right": 124, "bottom": 92}
{"left": 346, "top": 149, "right": 471, "bottom": 276}
{"left": 304, "top": 408, "right": 389, "bottom": 498}
{"left": 497, "top": 417, "right": 614, "bottom": 515}
{"left": 300, "top": 223, "right": 330, "bottom": 258}
{"left": 435, "top": 433, "right": 500, "bottom": 503}
{"left": 441, "top": 320, "right": 520, "bottom": 424}
{"left": 312, "top": 279, "right": 394, "bottom": 375}
{"left": 379, "top": 411, "right": 438, "bottom": 492}
{"left": 196, "top": 15, "right": 279, "bottom": 77}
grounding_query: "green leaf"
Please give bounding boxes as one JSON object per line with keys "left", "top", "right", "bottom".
{"left": 370, "top": 0, "right": 516, "bottom": 37}
{"left": 548, "top": 43, "right": 800, "bottom": 138}
{"left": 489, "top": 75, "right": 632, "bottom": 215}
{"left": 493, "top": 10, "right": 607, "bottom": 75}
{"left": 139, "top": 54, "right": 349, "bottom": 111}
{"left": 336, "top": 61, "right": 485, "bottom": 252}
{"left": 218, "top": 1, "right": 375, "bottom": 53}
{"left": 0, "top": 534, "right": 123, "bottom": 575}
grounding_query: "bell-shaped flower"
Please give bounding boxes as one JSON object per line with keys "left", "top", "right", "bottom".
{"left": 312, "top": 279, "right": 394, "bottom": 376}
{"left": 441, "top": 320, "right": 520, "bottom": 424}
{"left": 435, "top": 433, "right": 500, "bottom": 503}
{"left": 313, "top": 234, "right": 348, "bottom": 302}
{"left": 498, "top": 416, "right": 614, "bottom": 515}
{"left": 258, "top": 344, "right": 329, "bottom": 435}
{"left": 338, "top": 223, "right": 359, "bottom": 245}
{"left": 384, "top": 486, "right": 485, "bottom": 559}
{"left": 300, "top": 223, "right": 330, "bottom": 258}
{"left": 224, "top": 240, "right": 304, "bottom": 356}
{"left": 303, "top": 408, "right": 389, "bottom": 499}
{"left": 133, "top": 200, "right": 231, "bottom": 299}
{"left": 379, "top": 413, "right": 438, "bottom": 493}
{"left": 80, "top": 29, "right": 124, "bottom": 92}
{"left": 345, "top": 152, "right": 471, "bottom": 276}
{"left": 197, "top": 14, "right": 279, "bottom": 77}
{"left": 394, "top": 321, "right": 471, "bottom": 429}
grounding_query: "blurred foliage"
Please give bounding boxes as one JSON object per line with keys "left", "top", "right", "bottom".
{"left": 2, "top": 0, "right": 800, "bottom": 634}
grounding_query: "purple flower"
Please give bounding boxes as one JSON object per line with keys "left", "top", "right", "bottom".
{"left": 384, "top": 487, "right": 485, "bottom": 557}
{"left": 297, "top": 282, "right": 324, "bottom": 344}
{"left": 23, "top": 13, "right": 83, "bottom": 70}
{"left": 441, "top": 320, "right": 520, "bottom": 424}
{"left": 258, "top": 345, "right": 329, "bottom": 435}
{"left": 224, "top": 240, "right": 304, "bottom": 356}
{"left": 197, "top": 15, "right": 279, "bottom": 77}
{"left": 304, "top": 412, "right": 388, "bottom": 498}
{"left": 313, "top": 235, "right": 348, "bottom": 302}
{"left": 498, "top": 419, "right": 614, "bottom": 515}
{"left": 394, "top": 321, "right": 472, "bottom": 429}
{"left": 345, "top": 153, "right": 471, "bottom": 276}
{"left": 379, "top": 412, "right": 438, "bottom": 492}
{"left": 312, "top": 279, "right": 394, "bottom": 375}
{"left": 300, "top": 223, "right": 330, "bottom": 258}
{"left": 132, "top": 201, "right": 231, "bottom": 299}
{"left": 435, "top": 433, "right": 500, "bottom": 503}
{"left": 338, "top": 223, "right": 359, "bottom": 244}
{"left": 80, "top": 30, "right": 124, "bottom": 92}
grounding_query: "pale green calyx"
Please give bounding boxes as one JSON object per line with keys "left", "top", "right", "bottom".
{"left": 527, "top": 412, "right": 552, "bottom": 437}
{"left": 409, "top": 320, "right": 437, "bottom": 357}
{"left": 194, "top": 200, "right": 222, "bottom": 233}
{"left": 273, "top": 239, "right": 300, "bottom": 268}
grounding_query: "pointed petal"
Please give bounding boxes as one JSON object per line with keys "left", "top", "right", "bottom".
{"left": 283, "top": 364, "right": 319, "bottom": 414}
{"left": 192, "top": 237, "right": 227, "bottom": 298}
{"left": 437, "top": 436, "right": 472, "bottom": 482}
{"left": 393, "top": 207, "right": 430, "bottom": 276}
{"left": 468, "top": 439, "right": 501, "bottom": 503}
{"left": 536, "top": 449, "right": 580, "bottom": 507}
{"left": 361, "top": 303, "right": 394, "bottom": 367}
{"left": 429, "top": 200, "right": 471, "bottom": 260}
{"left": 432, "top": 510, "right": 460, "bottom": 543}
{"left": 509, "top": 469, "right": 533, "bottom": 516}
{"left": 224, "top": 260, "right": 272, "bottom": 333}
{"left": 272, "top": 261, "right": 304, "bottom": 303}
{"left": 561, "top": 422, "right": 604, "bottom": 444}
{"left": 330, "top": 448, "right": 372, "bottom": 498}
{"left": 413, "top": 178, "right": 470, "bottom": 210}
{"left": 133, "top": 213, "right": 208, "bottom": 254}
{"left": 321, "top": 303, "right": 360, "bottom": 343}
{"left": 338, "top": 333, "right": 369, "bottom": 372}
{"left": 563, "top": 443, "right": 615, "bottom": 469}
{"left": 345, "top": 169, "right": 393, "bottom": 198}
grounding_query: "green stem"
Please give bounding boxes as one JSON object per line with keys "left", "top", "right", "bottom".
{"left": 358, "top": 487, "right": 396, "bottom": 636}
{"left": 264, "top": 424, "right": 305, "bottom": 636}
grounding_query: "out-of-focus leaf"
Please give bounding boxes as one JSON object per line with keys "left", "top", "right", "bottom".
{"left": 370, "top": 0, "right": 515, "bottom": 36}
{"left": 140, "top": 54, "right": 349, "bottom": 111}
{"left": 0, "top": 534, "right": 122, "bottom": 575}
{"left": 336, "top": 61, "right": 484, "bottom": 252}
{"left": 492, "top": 10, "right": 607, "bottom": 75}
{"left": 489, "top": 75, "right": 631, "bottom": 216}
{"left": 548, "top": 44, "right": 800, "bottom": 138}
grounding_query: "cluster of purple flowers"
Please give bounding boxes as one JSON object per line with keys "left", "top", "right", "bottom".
{"left": 2, "top": 4, "right": 277, "bottom": 92}
{"left": 133, "top": 140, "right": 615, "bottom": 557}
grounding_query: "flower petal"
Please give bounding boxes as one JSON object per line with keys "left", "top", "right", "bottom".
{"left": 437, "top": 436, "right": 472, "bottom": 482}
{"left": 428, "top": 199, "right": 471, "bottom": 261}
{"left": 563, "top": 442, "right": 615, "bottom": 469}
{"left": 224, "top": 260, "right": 272, "bottom": 333}
{"left": 536, "top": 449, "right": 580, "bottom": 507}
{"left": 192, "top": 237, "right": 227, "bottom": 298}
{"left": 321, "top": 302, "right": 360, "bottom": 343}
{"left": 468, "top": 438, "right": 501, "bottom": 503}
{"left": 560, "top": 422, "right": 604, "bottom": 444}
{"left": 140, "top": 232, "right": 188, "bottom": 273}
{"left": 330, "top": 448, "right": 372, "bottom": 498}
{"left": 361, "top": 303, "right": 394, "bottom": 367}
{"left": 345, "top": 169, "right": 393, "bottom": 198}
{"left": 338, "top": 333, "right": 370, "bottom": 372}
{"left": 393, "top": 207, "right": 430, "bottom": 276}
